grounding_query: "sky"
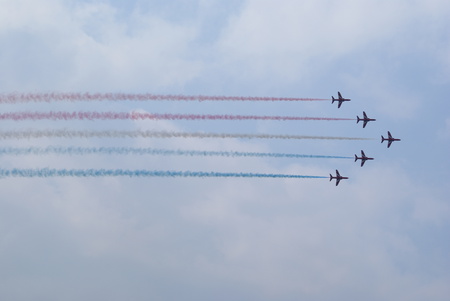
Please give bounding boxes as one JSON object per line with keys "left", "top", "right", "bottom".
{"left": 0, "top": 0, "right": 449, "bottom": 300}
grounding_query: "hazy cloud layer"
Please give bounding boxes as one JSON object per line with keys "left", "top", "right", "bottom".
{"left": 0, "top": 0, "right": 449, "bottom": 300}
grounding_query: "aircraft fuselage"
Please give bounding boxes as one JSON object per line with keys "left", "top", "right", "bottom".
{"left": 332, "top": 91, "right": 351, "bottom": 108}
{"left": 381, "top": 131, "right": 401, "bottom": 148}
{"left": 355, "top": 154, "right": 374, "bottom": 167}
{"left": 329, "top": 170, "right": 348, "bottom": 186}
{"left": 357, "top": 112, "right": 376, "bottom": 128}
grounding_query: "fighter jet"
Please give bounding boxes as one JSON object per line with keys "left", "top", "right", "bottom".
{"left": 354, "top": 150, "right": 374, "bottom": 167}
{"left": 381, "top": 131, "right": 401, "bottom": 148}
{"left": 332, "top": 91, "right": 351, "bottom": 108}
{"left": 329, "top": 170, "right": 348, "bottom": 186}
{"left": 357, "top": 111, "right": 376, "bottom": 128}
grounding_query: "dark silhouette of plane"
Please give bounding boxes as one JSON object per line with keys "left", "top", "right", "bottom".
{"left": 332, "top": 91, "right": 350, "bottom": 108}
{"left": 354, "top": 150, "right": 374, "bottom": 167}
{"left": 357, "top": 111, "right": 376, "bottom": 128}
{"left": 381, "top": 131, "right": 401, "bottom": 148}
{"left": 329, "top": 170, "right": 348, "bottom": 186}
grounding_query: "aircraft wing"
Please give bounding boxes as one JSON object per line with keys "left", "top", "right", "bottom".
{"left": 337, "top": 101, "right": 342, "bottom": 108}
{"left": 388, "top": 131, "right": 392, "bottom": 138}
{"left": 336, "top": 170, "right": 340, "bottom": 177}
{"left": 361, "top": 160, "right": 365, "bottom": 167}
{"left": 387, "top": 140, "right": 392, "bottom": 148}
{"left": 361, "top": 150, "right": 366, "bottom": 157}
{"left": 335, "top": 178, "right": 341, "bottom": 186}
{"left": 363, "top": 111, "right": 368, "bottom": 118}
{"left": 338, "top": 91, "right": 342, "bottom": 99}
{"left": 363, "top": 121, "right": 368, "bottom": 128}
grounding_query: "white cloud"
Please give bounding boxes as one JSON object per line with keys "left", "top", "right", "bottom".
{"left": 0, "top": 0, "right": 203, "bottom": 91}
{"left": 212, "top": 0, "right": 450, "bottom": 114}
{"left": 215, "top": 0, "right": 418, "bottom": 81}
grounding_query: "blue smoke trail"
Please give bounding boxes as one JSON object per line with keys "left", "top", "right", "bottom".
{"left": 0, "top": 147, "right": 352, "bottom": 160}
{"left": 0, "top": 168, "right": 327, "bottom": 179}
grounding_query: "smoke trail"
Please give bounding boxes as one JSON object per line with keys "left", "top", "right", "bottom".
{"left": 0, "top": 92, "right": 328, "bottom": 103}
{"left": 0, "top": 146, "right": 353, "bottom": 159}
{"left": 0, "top": 168, "right": 327, "bottom": 179}
{"left": 0, "top": 112, "right": 129, "bottom": 121}
{"left": 0, "top": 111, "right": 354, "bottom": 122}
{"left": 0, "top": 130, "right": 374, "bottom": 141}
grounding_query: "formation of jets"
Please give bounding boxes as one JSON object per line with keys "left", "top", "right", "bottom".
{"left": 329, "top": 92, "right": 401, "bottom": 186}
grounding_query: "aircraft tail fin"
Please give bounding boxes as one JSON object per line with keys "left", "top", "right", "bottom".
{"left": 354, "top": 155, "right": 358, "bottom": 162}
{"left": 381, "top": 135, "right": 385, "bottom": 143}
{"left": 329, "top": 174, "right": 333, "bottom": 181}
{"left": 332, "top": 96, "right": 335, "bottom": 103}
{"left": 357, "top": 116, "right": 360, "bottom": 123}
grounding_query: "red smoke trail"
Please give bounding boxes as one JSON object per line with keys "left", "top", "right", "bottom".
{"left": 0, "top": 112, "right": 129, "bottom": 121}
{"left": 0, "top": 92, "right": 328, "bottom": 103}
{"left": 0, "top": 111, "right": 354, "bottom": 121}
{"left": 130, "top": 113, "right": 353, "bottom": 121}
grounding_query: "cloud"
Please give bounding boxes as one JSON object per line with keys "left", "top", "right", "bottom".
{"left": 215, "top": 0, "right": 416, "bottom": 81}
{"left": 0, "top": 0, "right": 204, "bottom": 91}
{"left": 212, "top": 0, "right": 450, "bottom": 112}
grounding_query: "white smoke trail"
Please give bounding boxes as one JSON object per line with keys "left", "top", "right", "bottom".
{"left": 0, "top": 130, "right": 373, "bottom": 141}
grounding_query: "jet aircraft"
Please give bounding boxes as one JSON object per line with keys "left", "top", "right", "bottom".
{"left": 332, "top": 91, "right": 351, "bottom": 108}
{"left": 354, "top": 150, "right": 374, "bottom": 167}
{"left": 329, "top": 170, "right": 348, "bottom": 186}
{"left": 357, "top": 111, "right": 376, "bottom": 128}
{"left": 381, "top": 131, "right": 401, "bottom": 148}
